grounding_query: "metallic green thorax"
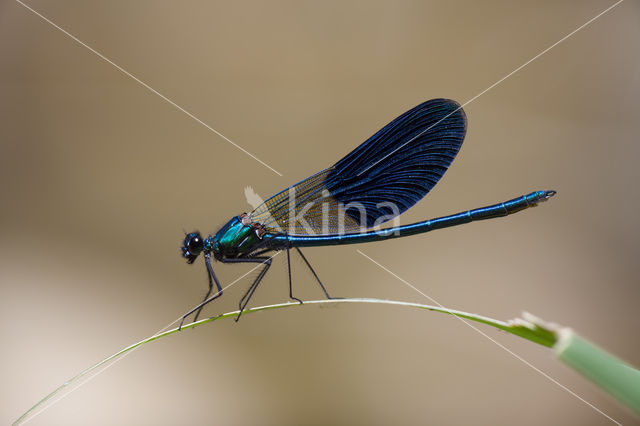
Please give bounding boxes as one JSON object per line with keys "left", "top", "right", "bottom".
{"left": 212, "top": 216, "right": 263, "bottom": 257}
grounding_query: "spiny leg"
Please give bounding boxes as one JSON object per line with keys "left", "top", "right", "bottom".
{"left": 287, "top": 245, "right": 303, "bottom": 304}
{"left": 233, "top": 256, "right": 272, "bottom": 321}
{"left": 193, "top": 254, "right": 216, "bottom": 322}
{"left": 180, "top": 253, "right": 223, "bottom": 330}
{"left": 294, "top": 247, "right": 336, "bottom": 299}
{"left": 237, "top": 274, "right": 263, "bottom": 320}
{"left": 193, "top": 286, "right": 212, "bottom": 322}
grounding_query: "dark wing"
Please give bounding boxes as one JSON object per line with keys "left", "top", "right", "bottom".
{"left": 250, "top": 98, "right": 467, "bottom": 235}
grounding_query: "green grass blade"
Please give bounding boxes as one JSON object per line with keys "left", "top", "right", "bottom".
{"left": 12, "top": 297, "right": 560, "bottom": 425}
{"left": 554, "top": 329, "right": 640, "bottom": 416}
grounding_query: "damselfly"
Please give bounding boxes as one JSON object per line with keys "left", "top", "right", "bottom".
{"left": 180, "top": 99, "right": 555, "bottom": 328}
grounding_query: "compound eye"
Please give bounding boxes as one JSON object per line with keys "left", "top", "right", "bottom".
{"left": 188, "top": 235, "right": 203, "bottom": 253}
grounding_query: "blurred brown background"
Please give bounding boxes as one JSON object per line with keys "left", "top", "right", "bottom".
{"left": 2, "top": 1, "right": 639, "bottom": 424}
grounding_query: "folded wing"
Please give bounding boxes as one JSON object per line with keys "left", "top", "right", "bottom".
{"left": 250, "top": 99, "right": 467, "bottom": 235}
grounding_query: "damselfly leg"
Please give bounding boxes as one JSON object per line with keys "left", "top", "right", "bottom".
{"left": 180, "top": 253, "right": 222, "bottom": 330}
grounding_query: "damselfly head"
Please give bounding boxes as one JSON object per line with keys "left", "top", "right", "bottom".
{"left": 181, "top": 231, "right": 204, "bottom": 264}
